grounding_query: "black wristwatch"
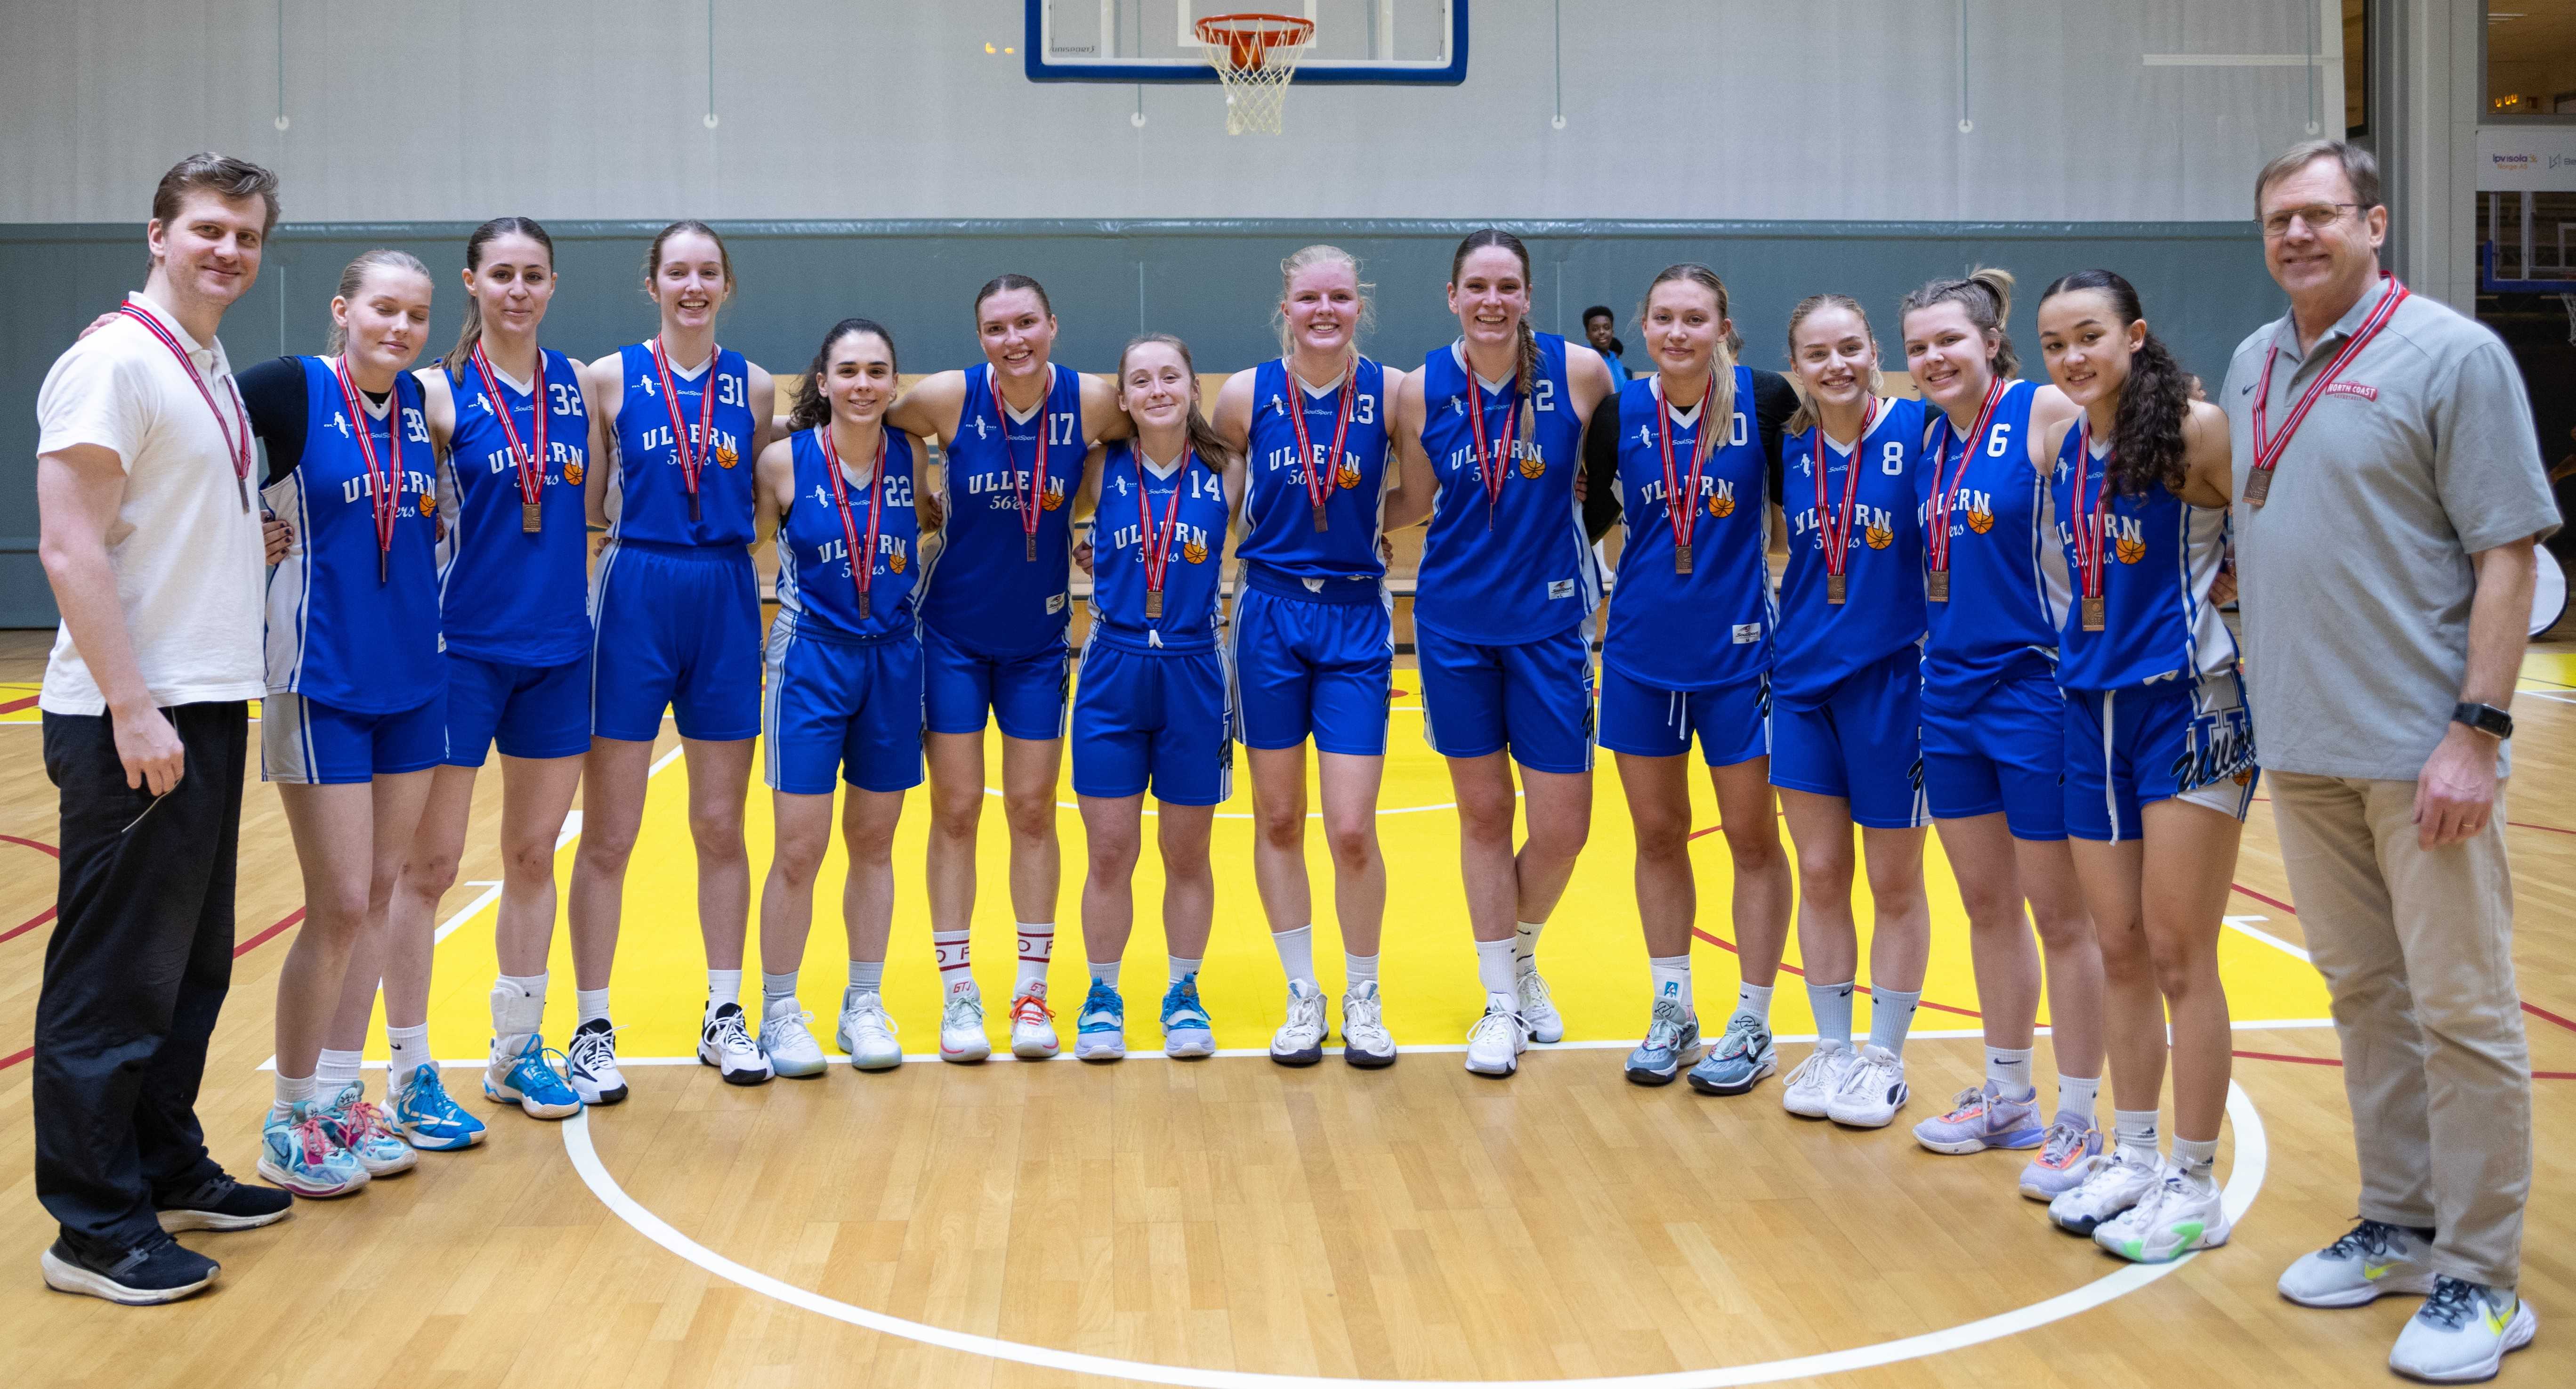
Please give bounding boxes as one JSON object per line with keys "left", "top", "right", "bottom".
{"left": 2453, "top": 702, "right": 2514, "bottom": 740}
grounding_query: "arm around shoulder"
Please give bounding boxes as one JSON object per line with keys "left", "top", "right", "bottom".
{"left": 2179, "top": 400, "right": 2234, "bottom": 509}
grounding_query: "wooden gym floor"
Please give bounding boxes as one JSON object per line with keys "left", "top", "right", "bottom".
{"left": 0, "top": 625, "right": 2570, "bottom": 1389}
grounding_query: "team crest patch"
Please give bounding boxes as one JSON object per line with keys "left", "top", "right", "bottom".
{"left": 1337, "top": 463, "right": 1362, "bottom": 489}
{"left": 564, "top": 461, "right": 584, "bottom": 486}
{"left": 1965, "top": 503, "right": 1994, "bottom": 534}
{"left": 1518, "top": 456, "right": 1545, "bottom": 479}
{"left": 1183, "top": 539, "right": 1209, "bottom": 564}
{"left": 1864, "top": 521, "right": 1893, "bottom": 550}
{"left": 2324, "top": 381, "right": 2378, "bottom": 402}
{"left": 1708, "top": 492, "right": 1734, "bottom": 519}
{"left": 716, "top": 444, "right": 739, "bottom": 469}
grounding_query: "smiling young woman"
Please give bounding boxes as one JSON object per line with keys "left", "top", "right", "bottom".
{"left": 1211, "top": 245, "right": 1400, "bottom": 1068}
{"left": 573, "top": 221, "right": 779, "bottom": 1089}
{"left": 1895, "top": 270, "right": 2109, "bottom": 1201}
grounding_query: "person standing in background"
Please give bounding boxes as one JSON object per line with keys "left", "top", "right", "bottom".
{"left": 1583, "top": 306, "right": 1634, "bottom": 385}
{"left": 2234, "top": 139, "right": 2557, "bottom": 1385}
{"left": 31, "top": 153, "right": 295, "bottom": 1304}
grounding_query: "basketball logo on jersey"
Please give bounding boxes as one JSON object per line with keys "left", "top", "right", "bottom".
{"left": 1184, "top": 537, "right": 1209, "bottom": 564}
{"left": 1865, "top": 520, "right": 1893, "bottom": 549}
{"left": 1708, "top": 485, "right": 1735, "bottom": 519}
{"left": 1336, "top": 462, "right": 1361, "bottom": 489}
{"left": 1965, "top": 500, "right": 1994, "bottom": 535}
{"left": 1517, "top": 455, "right": 1544, "bottom": 479}
{"left": 1041, "top": 486, "right": 1065, "bottom": 511}
{"left": 565, "top": 461, "right": 585, "bottom": 486}
{"left": 2115, "top": 535, "right": 2146, "bottom": 564}
{"left": 716, "top": 443, "right": 739, "bottom": 469}
{"left": 419, "top": 490, "right": 438, "bottom": 517}
{"left": 889, "top": 542, "right": 907, "bottom": 574}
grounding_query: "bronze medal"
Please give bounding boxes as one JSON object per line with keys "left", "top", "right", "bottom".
{"left": 1025, "top": 535, "right": 1037, "bottom": 562}
{"left": 1827, "top": 573, "right": 1847, "bottom": 605}
{"left": 858, "top": 592, "right": 871, "bottom": 621}
{"left": 1146, "top": 590, "right": 1163, "bottom": 620}
{"left": 523, "top": 501, "right": 541, "bottom": 534}
{"left": 2241, "top": 469, "right": 2271, "bottom": 507}
{"left": 2082, "top": 594, "right": 2106, "bottom": 632}
{"left": 1674, "top": 543, "right": 1692, "bottom": 576}
{"left": 1313, "top": 502, "right": 1329, "bottom": 532}
{"left": 1928, "top": 569, "right": 1949, "bottom": 602}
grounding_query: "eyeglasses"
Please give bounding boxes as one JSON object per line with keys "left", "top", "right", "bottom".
{"left": 2261, "top": 203, "right": 2362, "bottom": 238}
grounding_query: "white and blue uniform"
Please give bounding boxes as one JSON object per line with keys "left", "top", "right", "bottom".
{"left": 590, "top": 343, "right": 761, "bottom": 741}
{"left": 261, "top": 358, "right": 444, "bottom": 784}
{"left": 1598, "top": 370, "right": 1774, "bottom": 767}
{"left": 1071, "top": 443, "right": 1234, "bottom": 805}
{"left": 1917, "top": 381, "right": 2070, "bottom": 839}
{"left": 437, "top": 349, "right": 592, "bottom": 765}
{"left": 1229, "top": 357, "right": 1395, "bottom": 756}
{"left": 1770, "top": 396, "right": 1930, "bottom": 829}
{"left": 763, "top": 428, "right": 926, "bottom": 796}
{"left": 2050, "top": 427, "right": 2255, "bottom": 842}
{"left": 1413, "top": 335, "right": 1599, "bottom": 774}
{"left": 917, "top": 364, "right": 1089, "bottom": 741}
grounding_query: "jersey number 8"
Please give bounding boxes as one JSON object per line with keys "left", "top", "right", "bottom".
{"left": 1880, "top": 440, "right": 1906, "bottom": 475}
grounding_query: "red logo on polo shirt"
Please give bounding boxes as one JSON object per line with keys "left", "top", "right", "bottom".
{"left": 2324, "top": 381, "right": 2379, "bottom": 402}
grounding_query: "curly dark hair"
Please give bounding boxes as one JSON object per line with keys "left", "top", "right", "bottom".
{"left": 2038, "top": 268, "right": 2190, "bottom": 496}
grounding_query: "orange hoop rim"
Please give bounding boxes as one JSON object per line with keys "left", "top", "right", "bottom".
{"left": 1195, "top": 12, "right": 1315, "bottom": 71}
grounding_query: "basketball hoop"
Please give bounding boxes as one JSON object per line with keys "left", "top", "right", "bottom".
{"left": 1196, "top": 12, "right": 1314, "bottom": 135}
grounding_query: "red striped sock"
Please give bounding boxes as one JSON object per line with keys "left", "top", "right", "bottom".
{"left": 934, "top": 929, "right": 973, "bottom": 998}
{"left": 1016, "top": 923, "right": 1053, "bottom": 993}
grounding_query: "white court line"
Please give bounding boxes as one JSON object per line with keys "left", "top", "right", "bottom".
{"left": 560, "top": 1078, "right": 2267, "bottom": 1388}
{"left": 2518, "top": 690, "right": 2576, "bottom": 705}
{"left": 2223, "top": 914, "right": 2313, "bottom": 963}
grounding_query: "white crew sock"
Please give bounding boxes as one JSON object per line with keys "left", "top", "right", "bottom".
{"left": 762, "top": 971, "right": 799, "bottom": 1006}
{"left": 2056, "top": 1073, "right": 2101, "bottom": 1127}
{"left": 273, "top": 1071, "right": 316, "bottom": 1118}
{"left": 1734, "top": 980, "right": 1775, "bottom": 1024}
{"left": 848, "top": 959, "right": 884, "bottom": 993}
{"left": 386, "top": 1024, "right": 432, "bottom": 1087}
{"left": 2112, "top": 1108, "right": 2161, "bottom": 1168}
{"left": 1808, "top": 979, "right": 1856, "bottom": 1047}
{"left": 1648, "top": 954, "right": 1692, "bottom": 1012}
{"left": 1475, "top": 937, "right": 1518, "bottom": 997}
{"left": 315, "top": 1047, "right": 363, "bottom": 1095}
{"left": 706, "top": 969, "right": 742, "bottom": 1014}
{"left": 1091, "top": 959, "right": 1123, "bottom": 989}
{"left": 1513, "top": 920, "right": 1545, "bottom": 977}
{"left": 1985, "top": 1045, "right": 2035, "bottom": 1098}
{"left": 1016, "top": 922, "right": 1054, "bottom": 991}
{"left": 2170, "top": 1135, "right": 2220, "bottom": 1188}
{"left": 1167, "top": 955, "right": 1203, "bottom": 983}
{"left": 1271, "top": 924, "right": 1318, "bottom": 986}
{"left": 575, "top": 986, "right": 610, "bottom": 1024}
{"left": 933, "top": 928, "right": 974, "bottom": 997}
{"left": 1345, "top": 951, "right": 1380, "bottom": 985}
{"left": 1866, "top": 986, "right": 1922, "bottom": 1058}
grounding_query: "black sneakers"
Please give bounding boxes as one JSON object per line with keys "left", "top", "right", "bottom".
{"left": 40, "top": 1234, "right": 218, "bottom": 1305}
{"left": 156, "top": 1173, "right": 295, "bottom": 1233}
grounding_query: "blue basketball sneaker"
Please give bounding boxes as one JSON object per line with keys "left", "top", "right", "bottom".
{"left": 1075, "top": 981, "right": 1126, "bottom": 1062}
{"left": 1161, "top": 974, "right": 1215, "bottom": 1059}
{"left": 316, "top": 1081, "right": 416, "bottom": 1177}
{"left": 484, "top": 1034, "right": 583, "bottom": 1119}
{"left": 1624, "top": 999, "right": 1701, "bottom": 1085}
{"left": 1687, "top": 1012, "right": 1779, "bottom": 1096}
{"left": 256, "top": 1101, "right": 367, "bottom": 1199}
{"left": 387, "top": 1063, "right": 487, "bottom": 1151}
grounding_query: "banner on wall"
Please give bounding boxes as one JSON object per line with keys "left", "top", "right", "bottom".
{"left": 2477, "top": 126, "right": 2576, "bottom": 192}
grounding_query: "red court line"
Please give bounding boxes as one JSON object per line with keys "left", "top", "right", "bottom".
{"left": 3, "top": 836, "right": 63, "bottom": 944}
{"left": 1, "top": 834, "right": 61, "bottom": 858}
{"left": 0, "top": 907, "right": 303, "bottom": 1072}
{"left": 0, "top": 695, "right": 37, "bottom": 716}
{"left": 0, "top": 908, "right": 57, "bottom": 945}
{"left": 2230, "top": 883, "right": 2576, "bottom": 1040}
{"left": 1686, "top": 925, "right": 1986, "bottom": 1019}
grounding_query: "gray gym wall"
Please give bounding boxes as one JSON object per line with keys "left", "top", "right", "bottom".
{"left": 0, "top": 0, "right": 2338, "bottom": 626}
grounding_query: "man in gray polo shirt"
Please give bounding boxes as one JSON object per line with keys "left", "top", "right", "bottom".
{"left": 2227, "top": 139, "right": 2559, "bottom": 1383}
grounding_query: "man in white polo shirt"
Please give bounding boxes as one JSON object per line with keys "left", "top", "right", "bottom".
{"left": 2228, "top": 139, "right": 2560, "bottom": 1383}
{"left": 32, "top": 153, "right": 293, "bottom": 1305}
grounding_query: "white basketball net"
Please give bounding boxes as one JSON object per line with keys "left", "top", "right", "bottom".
{"left": 1198, "top": 15, "right": 1313, "bottom": 135}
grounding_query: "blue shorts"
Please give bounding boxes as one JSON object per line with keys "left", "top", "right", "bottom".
{"left": 761, "top": 617, "right": 924, "bottom": 796}
{"left": 1597, "top": 663, "right": 1769, "bottom": 767}
{"left": 1229, "top": 574, "right": 1393, "bottom": 756}
{"left": 1922, "top": 674, "right": 2066, "bottom": 840}
{"left": 1415, "top": 623, "right": 1596, "bottom": 775}
{"left": 262, "top": 690, "right": 446, "bottom": 785}
{"left": 1070, "top": 641, "right": 1233, "bottom": 805}
{"left": 443, "top": 650, "right": 591, "bottom": 765}
{"left": 1769, "top": 646, "right": 1926, "bottom": 829}
{"left": 2062, "top": 670, "right": 2259, "bottom": 843}
{"left": 589, "top": 540, "right": 760, "bottom": 742}
{"left": 922, "top": 623, "right": 1069, "bottom": 742}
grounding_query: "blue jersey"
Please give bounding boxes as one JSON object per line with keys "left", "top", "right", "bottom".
{"left": 917, "top": 363, "right": 1091, "bottom": 658}
{"left": 1236, "top": 356, "right": 1393, "bottom": 585}
{"left": 606, "top": 342, "right": 758, "bottom": 548}
{"left": 1916, "top": 379, "right": 2068, "bottom": 713}
{"left": 1087, "top": 441, "right": 1230, "bottom": 654}
{"left": 2049, "top": 425, "right": 2236, "bottom": 691}
{"left": 263, "top": 357, "right": 442, "bottom": 714}
{"left": 1774, "top": 394, "right": 1929, "bottom": 709}
{"left": 1414, "top": 334, "right": 1598, "bottom": 645}
{"left": 436, "top": 348, "right": 591, "bottom": 666}
{"left": 1603, "top": 369, "right": 1774, "bottom": 690}
{"left": 775, "top": 427, "right": 924, "bottom": 644}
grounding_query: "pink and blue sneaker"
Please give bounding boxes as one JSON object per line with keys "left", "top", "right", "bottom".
{"left": 1912, "top": 1081, "right": 2044, "bottom": 1155}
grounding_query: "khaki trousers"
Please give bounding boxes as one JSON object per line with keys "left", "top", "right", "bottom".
{"left": 2268, "top": 772, "right": 2531, "bottom": 1288}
